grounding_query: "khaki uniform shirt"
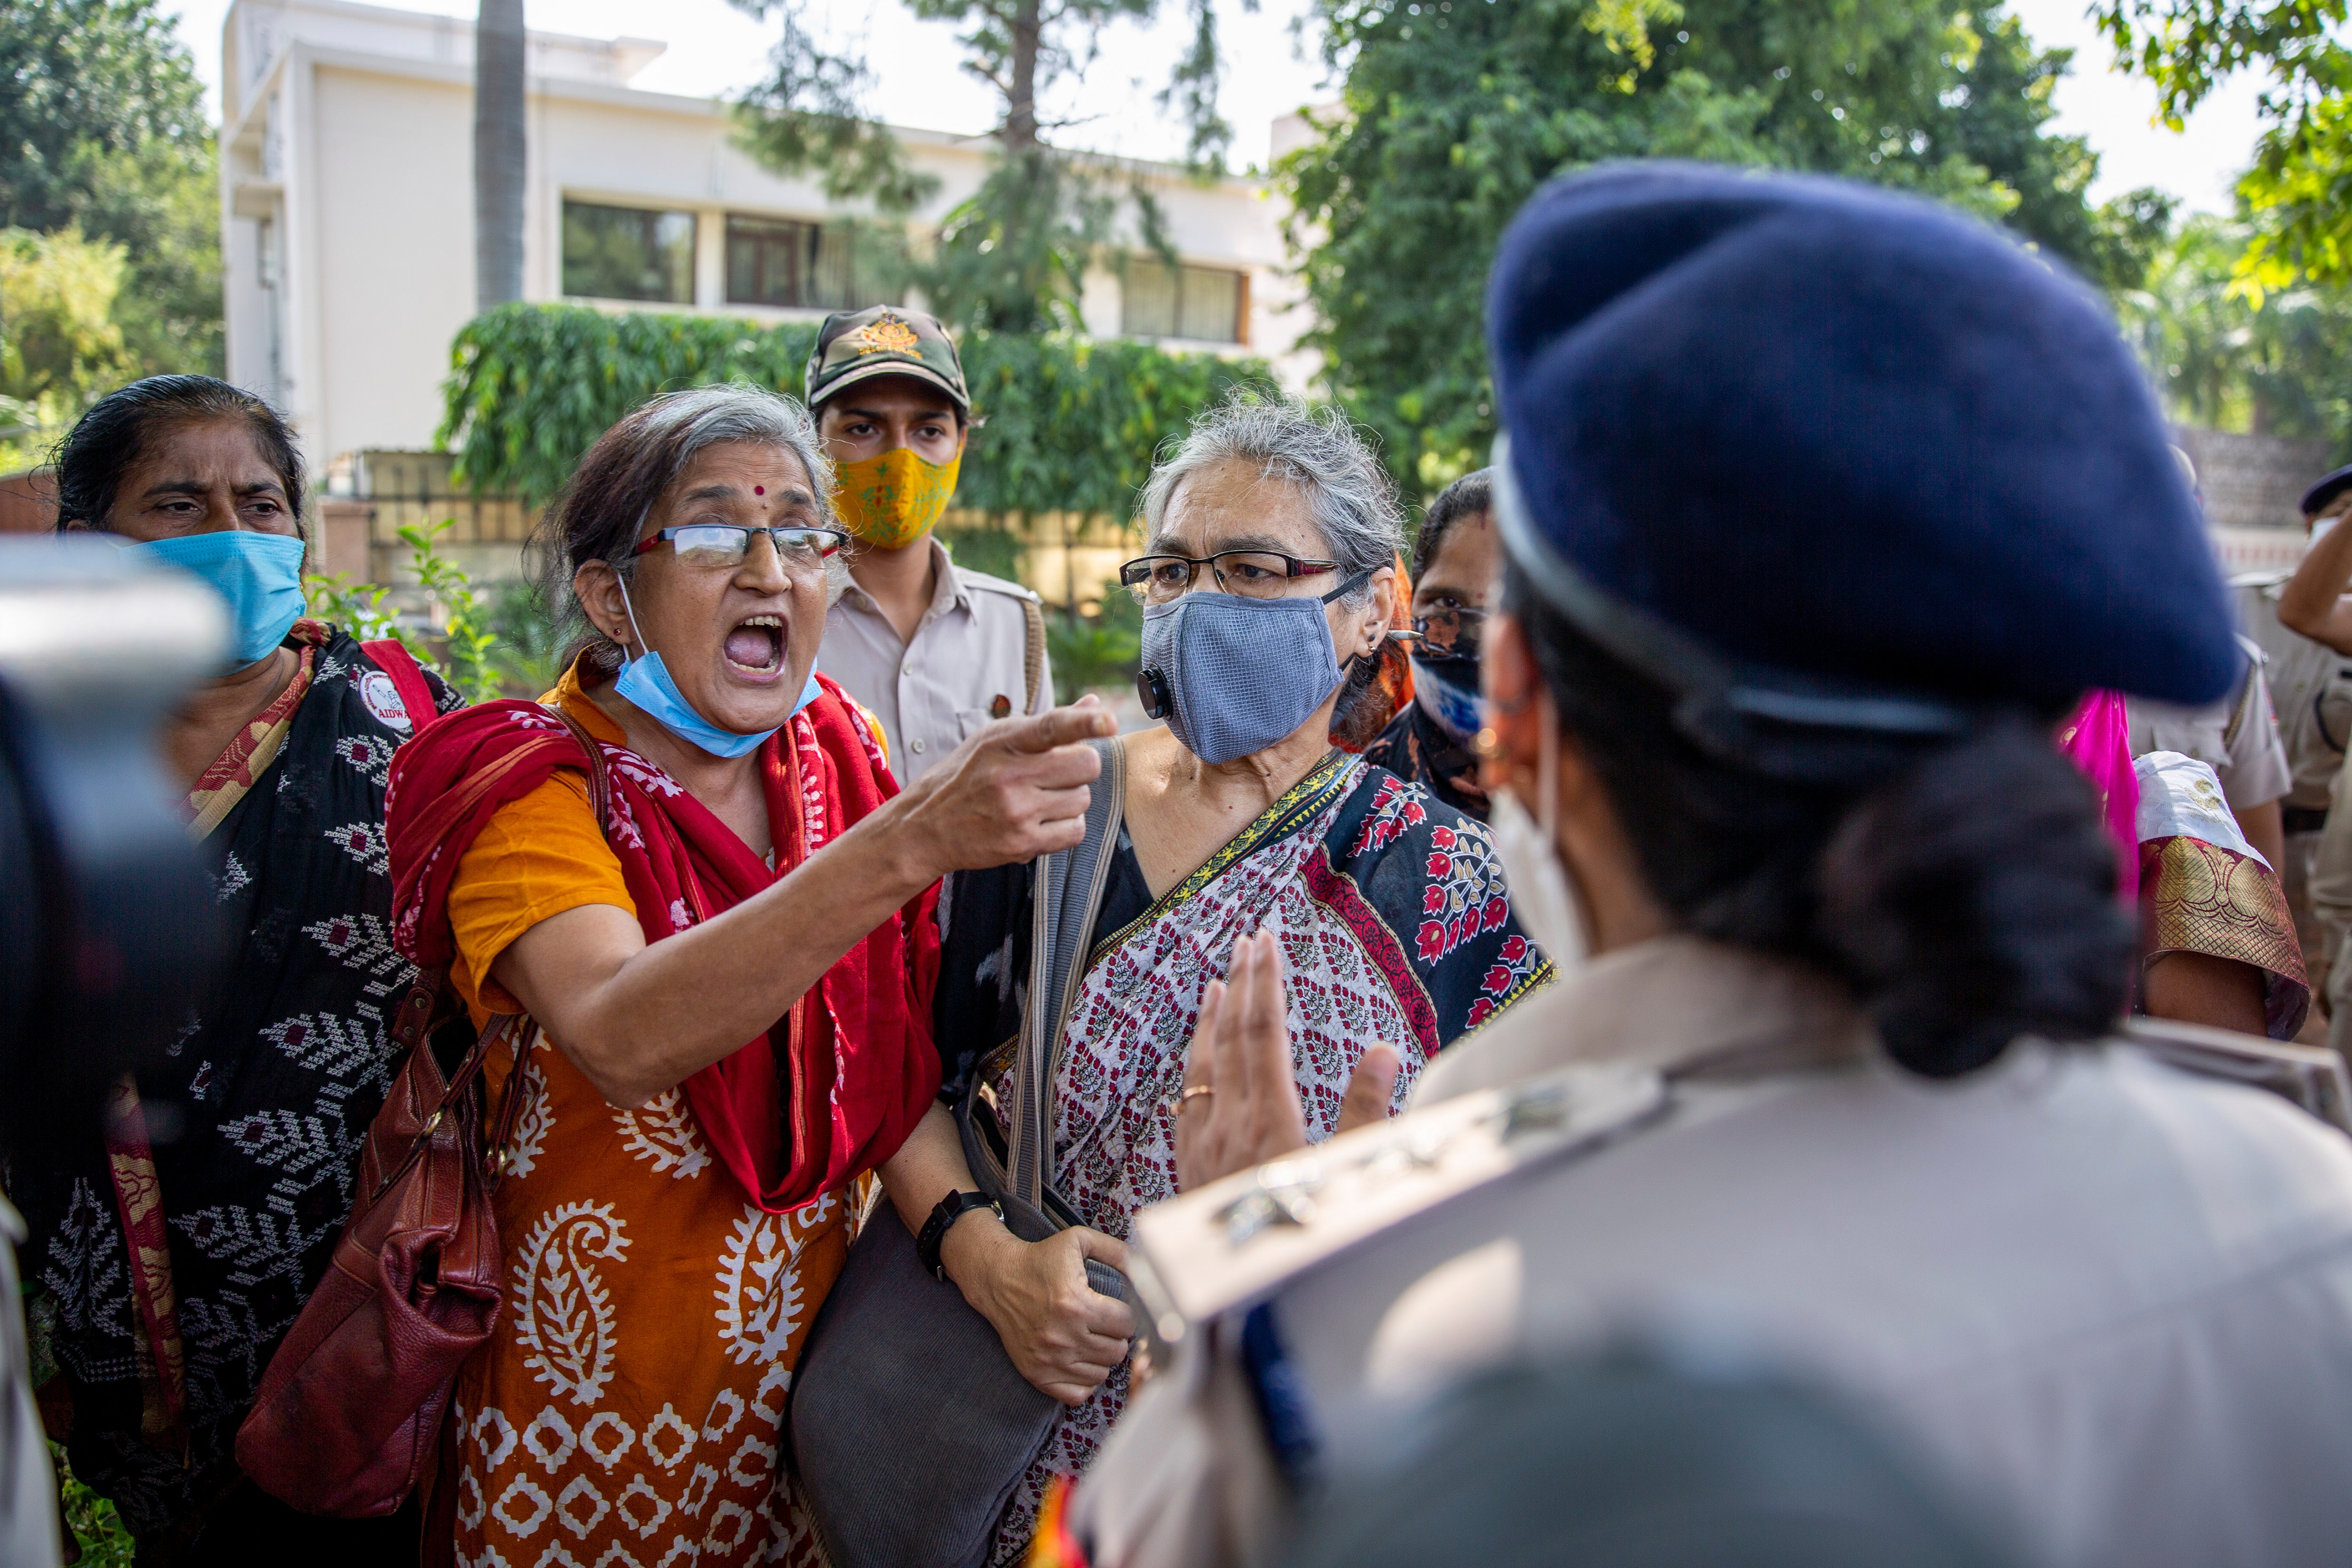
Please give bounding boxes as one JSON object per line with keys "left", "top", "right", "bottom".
{"left": 2235, "top": 574, "right": 2352, "bottom": 813}
{"left": 1079, "top": 937, "right": 2352, "bottom": 1568}
{"left": 2125, "top": 635, "right": 2291, "bottom": 812}
{"left": 816, "top": 538, "right": 1051, "bottom": 785}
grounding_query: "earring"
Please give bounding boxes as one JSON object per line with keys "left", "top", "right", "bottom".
{"left": 1471, "top": 726, "right": 1503, "bottom": 761}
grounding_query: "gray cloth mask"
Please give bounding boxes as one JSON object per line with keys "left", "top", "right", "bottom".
{"left": 1138, "top": 588, "right": 1357, "bottom": 764}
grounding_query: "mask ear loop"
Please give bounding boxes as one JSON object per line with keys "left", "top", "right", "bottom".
{"left": 612, "top": 570, "right": 650, "bottom": 665}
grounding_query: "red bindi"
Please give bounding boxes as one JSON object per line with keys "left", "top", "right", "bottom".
{"left": 755, "top": 485, "right": 765, "bottom": 495}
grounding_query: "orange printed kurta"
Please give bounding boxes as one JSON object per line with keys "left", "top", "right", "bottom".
{"left": 440, "top": 680, "right": 848, "bottom": 1568}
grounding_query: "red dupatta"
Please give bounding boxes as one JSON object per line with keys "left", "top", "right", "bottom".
{"left": 383, "top": 664, "right": 940, "bottom": 1213}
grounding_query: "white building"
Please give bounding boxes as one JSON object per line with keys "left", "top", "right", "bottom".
{"left": 218, "top": 0, "right": 1315, "bottom": 580}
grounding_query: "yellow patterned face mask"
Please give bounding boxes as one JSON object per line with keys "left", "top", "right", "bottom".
{"left": 833, "top": 446, "right": 961, "bottom": 550}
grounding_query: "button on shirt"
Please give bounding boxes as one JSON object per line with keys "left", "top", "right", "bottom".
{"left": 818, "top": 537, "right": 1052, "bottom": 786}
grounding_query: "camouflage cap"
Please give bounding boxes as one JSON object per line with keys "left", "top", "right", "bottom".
{"left": 804, "top": 304, "right": 970, "bottom": 415}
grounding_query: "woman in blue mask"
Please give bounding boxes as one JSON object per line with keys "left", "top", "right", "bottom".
{"left": 16, "top": 375, "right": 461, "bottom": 1566}
{"left": 1363, "top": 469, "right": 1498, "bottom": 820}
{"left": 907, "top": 394, "right": 1550, "bottom": 1565}
{"left": 381, "top": 385, "right": 1113, "bottom": 1568}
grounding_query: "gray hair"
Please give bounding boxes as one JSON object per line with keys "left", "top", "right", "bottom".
{"left": 536, "top": 382, "right": 848, "bottom": 666}
{"left": 1138, "top": 393, "right": 1403, "bottom": 608}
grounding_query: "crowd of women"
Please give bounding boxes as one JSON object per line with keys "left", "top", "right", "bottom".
{"left": 13, "top": 159, "right": 2352, "bottom": 1568}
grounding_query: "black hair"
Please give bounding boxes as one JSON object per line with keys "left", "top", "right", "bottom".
{"left": 1505, "top": 560, "right": 2130, "bottom": 1077}
{"left": 1411, "top": 468, "right": 1494, "bottom": 584}
{"left": 51, "top": 375, "right": 305, "bottom": 533}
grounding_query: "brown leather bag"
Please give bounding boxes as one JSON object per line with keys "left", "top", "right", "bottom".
{"left": 234, "top": 706, "right": 611, "bottom": 1517}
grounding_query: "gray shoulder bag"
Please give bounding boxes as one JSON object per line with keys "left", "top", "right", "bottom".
{"left": 787, "top": 736, "right": 1131, "bottom": 1568}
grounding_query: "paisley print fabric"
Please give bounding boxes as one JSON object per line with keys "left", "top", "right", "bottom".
{"left": 932, "top": 750, "right": 1550, "bottom": 1564}
{"left": 403, "top": 666, "right": 936, "bottom": 1568}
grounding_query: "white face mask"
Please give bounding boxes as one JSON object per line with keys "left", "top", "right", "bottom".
{"left": 2314, "top": 516, "right": 2343, "bottom": 549}
{"left": 1487, "top": 702, "right": 1587, "bottom": 971}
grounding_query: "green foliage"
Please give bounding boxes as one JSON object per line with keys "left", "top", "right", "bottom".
{"left": 729, "top": 0, "right": 1214, "bottom": 333}
{"left": 2118, "top": 212, "right": 2352, "bottom": 446}
{"left": 2094, "top": 0, "right": 2352, "bottom": 292}
{"left": 926, "top": 149, "right": 1117, "bottom": 334}
{"left": 437, "top": 302, "right": 1277, "bottom": 517}
{"left": 485, "top": 577, "right": 569, "bottom": 696}
{"left": 304, "top": 569, "right": 414, "bottom": 647}
{"left": 1280, "top": 0, "right": 2128, "bottom": 494}
{"left": 54, "top": 1448, "right": 135, "bottom": 1568}
{"left": 0, "top": 0, "right": 220, "bottom": 386}
{"left": 0, "top": 225, "right": 134, "bottom": 467}
{"left": 304, "top": 520, "right": 539, "bottom": 702}
{"left": 1048, "top": 589, "right": 1145, "bottom": 702}
{"left": 400, "top": 520, "right": 503, "bottom": 705}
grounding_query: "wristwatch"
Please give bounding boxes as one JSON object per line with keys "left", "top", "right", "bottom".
{"left": 916, "top": 1191, "right": 1003, "bottom": 1281}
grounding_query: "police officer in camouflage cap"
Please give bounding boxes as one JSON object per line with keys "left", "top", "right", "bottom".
{"left": 807, "top": 303, "right": 1052, "bottom": 783}
{"left": 1061, "top": 166, "right": 2352, "bottom": 1568}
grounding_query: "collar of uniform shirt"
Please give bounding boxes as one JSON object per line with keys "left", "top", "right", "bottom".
{"left": 841, "top": 535, "right": 970, "bottom": 621}
{"left": 1413, "top": 932, "right": 1877, "bottom": 1108}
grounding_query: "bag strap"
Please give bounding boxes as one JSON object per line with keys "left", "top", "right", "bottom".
{"left": 544, "top": 701, "right": 615, "bottom": 836}
{"left": 399, "top": 701, "right": 615, "bottom": 1172}
{"left": 1008, "top": 735, "right": 1127, "bottom": 1207}
{"left": 359, "top": 638, "right": 438, "bottom": 730}
{"left": 1020, "top": 597, "right": 1046, "bottom": 715}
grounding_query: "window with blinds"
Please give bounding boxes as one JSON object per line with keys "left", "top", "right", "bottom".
{"left": 562, "top": 201, "right": 696, "bottom": 303}
{"left": 1120, "top": 258, "right": 1247, "bottom": 343}
{"left": 725, "top": 215, "right": 903, "bottom": 310}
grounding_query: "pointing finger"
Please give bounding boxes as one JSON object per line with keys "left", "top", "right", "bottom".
{"left": 1001, "top": 703, "right": 1119, "bottom": 755}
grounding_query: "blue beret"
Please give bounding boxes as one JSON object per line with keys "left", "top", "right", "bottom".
{"left": 2304, "top": 464, "right": 2352, "bottom": 518}
{"left": 1487, "top": 164, "right": 2238, "bottom": 717}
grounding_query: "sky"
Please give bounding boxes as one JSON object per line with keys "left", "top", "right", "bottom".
{"left": 165, "top": 0, "right": 2272, "bottom": 211}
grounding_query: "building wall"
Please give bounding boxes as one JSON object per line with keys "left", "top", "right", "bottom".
{"left": 221, "top": 0, "right": 1311, "bottom": 491}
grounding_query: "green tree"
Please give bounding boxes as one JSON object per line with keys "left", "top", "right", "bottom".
{"left": 1282, "top": 0, "right": 2128, "bottom": 492}
{"left": 2118, "top": 211, "right": 2352, "bottom": 446}
{"left": 729, "top": 0, "right": 1224, "bottom": 331}
{"left": 2093, "top": 0, "right": 2352, "bottom": 292}
{"left": 0, "top": 225, "right": 134, "bottom": 468}
{"left": 0, "top": 0, "right": 220, "bottom": 385}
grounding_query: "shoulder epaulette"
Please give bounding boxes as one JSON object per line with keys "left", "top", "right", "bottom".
{"left": 1126, "top": 1064, "right": 1668, "bottom": 1346}
{"left": 954, "top": 566, "right": 1043, "bottom": 604}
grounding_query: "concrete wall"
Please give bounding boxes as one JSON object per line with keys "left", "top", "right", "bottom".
{"left": 2175, "top": 426, "right": 2341, "bottom": 533}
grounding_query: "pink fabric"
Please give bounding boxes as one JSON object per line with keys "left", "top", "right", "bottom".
{"left": 2057, "top": 690, "right": 2141, "bottom": 903}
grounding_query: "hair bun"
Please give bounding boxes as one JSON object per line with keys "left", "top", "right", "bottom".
{"left": 1814, "top": 719, "right": 2132, "bottom": 1077}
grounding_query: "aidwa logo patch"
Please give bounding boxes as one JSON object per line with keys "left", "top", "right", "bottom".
{"left": 359, "top": 669, "right": 413, "bottom": 732}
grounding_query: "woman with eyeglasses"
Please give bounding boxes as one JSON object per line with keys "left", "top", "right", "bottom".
{"left": 890, "top": 395, "right": 1550, "bottom": 1565}
{"left": 381, "top": 386, "right": 1114, "bottom": 1568}
{"left": 1363, "top": 469, "right": 1500, "bottom": 819}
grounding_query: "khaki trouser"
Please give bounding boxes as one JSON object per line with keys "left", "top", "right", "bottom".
{"left": 2312, "top": 764, "right": 2352, "bottom": 1062}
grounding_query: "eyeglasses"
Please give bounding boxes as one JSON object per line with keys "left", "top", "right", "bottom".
{"left": 1396, "top": 605, "right": 1488, "bottom": 660}
{"left": 631, "top": 525, "right": 849, "bottom": 572}
{"left": 1119, "top": 549, "right": 1361, "bottom": 606}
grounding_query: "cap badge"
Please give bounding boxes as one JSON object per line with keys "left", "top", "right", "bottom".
{"left": 848, "top": 313, "right": 921, "bottom": 356}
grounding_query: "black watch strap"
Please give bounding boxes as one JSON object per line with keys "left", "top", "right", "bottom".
{"left": 916, "top": 1191, "right": 1002, "bottom": 1281}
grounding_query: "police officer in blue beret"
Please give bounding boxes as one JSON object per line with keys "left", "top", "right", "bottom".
{"left": 1062, "top": 165, "right": 2352, "bottom": 1568}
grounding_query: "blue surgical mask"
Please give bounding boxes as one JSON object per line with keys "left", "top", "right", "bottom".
{"left": 610, "top": 578, "right": 818, "bottom": 758}
{"left": 137, "top": 530, "right": 307, "bottom": 667}
{"left": 1137, "top": 589, "right": 1354, "bottom": 765}
{"left": 1411, "top": 655, "right": 1483, "bottom": 745}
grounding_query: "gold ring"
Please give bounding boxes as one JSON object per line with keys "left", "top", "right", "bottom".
{"left": 1178, "top": 1085, "right": 1215, "bottom": 1107}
